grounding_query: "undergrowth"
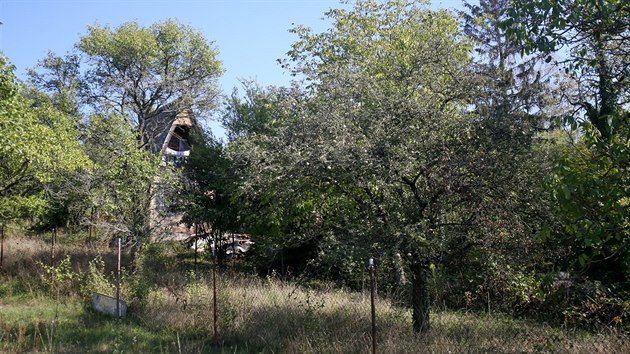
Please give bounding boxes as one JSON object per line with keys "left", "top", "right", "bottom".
{"left": 0, "top": 236, "right": 628, "bottom": 353}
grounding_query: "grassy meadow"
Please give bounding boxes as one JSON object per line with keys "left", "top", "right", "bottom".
{"left": 0, "top": 234, "right": 628, "bottom": 353}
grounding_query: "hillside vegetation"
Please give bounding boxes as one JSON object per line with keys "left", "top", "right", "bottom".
{"left": 0, "top": 235, "right": 627, "bottom": 353}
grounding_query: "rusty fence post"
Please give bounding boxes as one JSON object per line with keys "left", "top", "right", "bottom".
{"left": 369, "top": 257, "right": 376, "bottom": 354}
{"left": 212, "top": 246, "right": 218, "bottom": 347}
{"left": 116, "top": 236, "right": 122, "bottom": 319}
{"left": 1, "top": 220, "right": 5, "bottom": 269}
{"left": 50, "top": 228, "right": 57, "bottom": 282}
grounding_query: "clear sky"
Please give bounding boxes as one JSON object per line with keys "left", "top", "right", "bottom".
{"left": 0, "top": 0, "right": 469, "bottom": 137}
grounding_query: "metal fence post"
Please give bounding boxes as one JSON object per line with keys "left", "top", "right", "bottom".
{"left": 194, "top": 224, "right": 198, "bottom": 267}
{"left": 232, "top": 232, "right": 236, "bottom": 272}
{"left": 0, "top": 220, "right": 5, "bottom": 269}
{"left": 369, "top": 257, "right": 376, "bottom": 354}
{"left": 50, "top": 228, "right": 56, "bottom": 282}
{"left": 212, "top": 246, "right": 218, "bottom": 347}
{"left": 117, "top": 236, "right": 122, "bottom": 319}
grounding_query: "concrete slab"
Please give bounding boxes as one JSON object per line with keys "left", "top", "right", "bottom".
{"left": 92, "top": 292, "right": 127, "bottom": 318}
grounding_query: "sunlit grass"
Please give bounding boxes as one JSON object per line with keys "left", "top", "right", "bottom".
{"left": 134, "top": 274, "right": 629, "bottom": 353}
{"left": 0, "top": 296, "right": 188, "bottom": 353}
{"left": 1, "top": 236, "right": 628, "bottom": 353}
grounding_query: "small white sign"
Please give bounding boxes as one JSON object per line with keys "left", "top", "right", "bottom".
{"left": 92, "top": 293, "right": 127, "bottom": 318}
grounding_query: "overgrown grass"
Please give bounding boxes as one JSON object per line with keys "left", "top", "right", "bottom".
{"left": 134, "top": 274, "right": 629, "bottom": 353}
{"left": 0, "top": 295, "right": 188, "bottom": 353}
{"left": 1, "top": 236, "right": 628, "bottom": 353}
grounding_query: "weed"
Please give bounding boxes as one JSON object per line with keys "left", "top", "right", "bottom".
{"left": 81, "top": 255, "right": 116, "bottom": 299}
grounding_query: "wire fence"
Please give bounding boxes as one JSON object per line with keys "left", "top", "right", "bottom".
{"left": 0, "top": 229, "right": 628, "bottom": 353}
{"left": 139, "top": 267, "right": 629, "bottom": 353}
{"left": 134, "top": 249, "right": 630, "bottom": 354}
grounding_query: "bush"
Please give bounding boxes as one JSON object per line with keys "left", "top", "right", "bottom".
{"left": 545, "top": 279, "right": 630, "bottom": 331}
{"left": 80, "top": 256, "right": 116, "bottom": 300}
{"left": 126, "top": 242, "right": 182, "bottom": 308}
{"left": 38, "top": 255, "right": 81, "bottom": 296}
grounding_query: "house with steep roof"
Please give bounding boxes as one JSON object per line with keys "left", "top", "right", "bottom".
{"left": 148, "top": 108, "right": 194, "bottom": 162}
{"left": 149, "top": 108, "right": 196, "bottom": 240}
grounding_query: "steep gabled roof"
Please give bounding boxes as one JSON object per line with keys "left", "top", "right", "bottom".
{"left": 146, "top": 106, "right": 195, "bottom": 156}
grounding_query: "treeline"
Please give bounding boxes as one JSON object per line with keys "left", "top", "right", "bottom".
{"left": 1, "top": 0, "right": 628, "bottom": 333}
{"left": 1, "top": 20, "right": 222, "bottom": 255}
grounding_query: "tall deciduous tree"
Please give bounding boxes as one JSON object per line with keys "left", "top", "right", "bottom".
{"left": 24, "top": 19, "right": 223, "bottom": 245}
{"left": 27, "top": 52, "right": 84, "bottom": 118}
{"left": 29, "top": 19, "right": 223, "bottom": 150}
{"left": 234, "top": 0, "right": 520, "bottom": 333}
{"left": 78, "top": 19, "right": 223, "bottom": 149}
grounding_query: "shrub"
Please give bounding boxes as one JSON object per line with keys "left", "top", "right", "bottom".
{"left": 80, "top": 256, "right": 116, "bottom": 300}
{"left": 38, "top": 255, "right": 81, "bottom": 296}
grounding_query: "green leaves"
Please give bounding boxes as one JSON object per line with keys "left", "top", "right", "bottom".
{"left": 0, "top": 56, "right": 87, "bottom": 220}
{"left": 77, "top": 19, "right": 222, "bottom": 148}
{"left": 549, "top": 112, "right": 630, "bottom": 273}
{"left": 234, "top": 1, "right": 511, "bottom": 272}
{"left": 182, "top": 129, "right": 239, "bottom": 235}
{"left": 79, "top": 112, "right": 159, "bottom": 238}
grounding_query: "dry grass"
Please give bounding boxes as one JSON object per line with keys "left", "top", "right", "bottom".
{"left": 1, "top": 234, "right": 123, "bottom": 270}
{"left": 0, "top": 235, "right": 130, "bottom": 297}
{"left": 136, "top": 273, "right": 630, "bottom": 353}
{"left": 1, "top": 236, "right": 628, "bottom": 353}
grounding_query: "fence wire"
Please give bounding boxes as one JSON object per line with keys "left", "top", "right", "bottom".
{"left": 147, "top": 267, "right": 629, "bottom": 354}
{"left": 0, "top": 232, "right": 628, "bottom": 353}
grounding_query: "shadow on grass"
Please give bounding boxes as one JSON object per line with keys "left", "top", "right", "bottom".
{"left": 218, "top": 302, "right": 372, "bottom": 353}
{"left": 0, "top": 299, "right": 184, "bottom": 353}
{"left": 40, "top": 308, "right": 180, "bottom": 353}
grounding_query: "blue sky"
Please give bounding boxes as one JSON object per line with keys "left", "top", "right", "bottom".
{"left": 0, "top": 0, "right": 468, "bottom": 137}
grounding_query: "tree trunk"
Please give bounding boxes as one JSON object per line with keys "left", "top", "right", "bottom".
{"left": 411, "top": 260, "right": 430, "bottom": 333}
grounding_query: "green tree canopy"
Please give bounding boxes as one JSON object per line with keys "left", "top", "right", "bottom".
{"left": 30, "top": 19, "right": 223, "bottom": 150}
{"left": 506, "top": 0, "right": 630, "bottom": 140}
{"left": 0, "top": 56, "right": 86, "bottom": 220}
{"left": 506, "top": 0, "right": 630, "bottom": 281}
{"left": 232, "top": 0, "right": 528, "bottom": 333}
{"left": 22, "top": 19, "right": 223, "bottom": 244}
